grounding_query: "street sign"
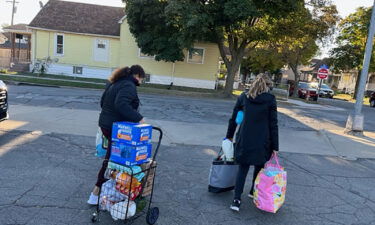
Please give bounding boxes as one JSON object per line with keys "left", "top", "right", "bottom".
{"left": 318, "top": 67, "right": 329, "bottom": 80}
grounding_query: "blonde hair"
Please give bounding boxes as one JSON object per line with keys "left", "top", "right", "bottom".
{"left": 247, "top": 73, "right": 273, "bottom": 99}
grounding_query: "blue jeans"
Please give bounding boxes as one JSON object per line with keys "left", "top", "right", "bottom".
{"left": 95, "top": 128, "right": 112, "bottom": 187}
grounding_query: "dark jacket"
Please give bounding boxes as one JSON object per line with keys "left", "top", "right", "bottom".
{"left": 226, "top": 92, "right": 279, "bottom": 165}
{"left": 98, "top": 76, "right": 143, "bottom": 131}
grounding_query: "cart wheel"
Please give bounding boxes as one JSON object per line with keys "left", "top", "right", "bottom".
{"left": 146, "top": 207, "right": 159, "bottom": 225}
{"left": 91, "top": 212, "right": 98, "bottom": 223}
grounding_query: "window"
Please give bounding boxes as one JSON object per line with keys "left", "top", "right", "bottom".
{"left": 139, "top": 48, "right": 154, "bottom": 59}
{"left": 187, "top": 47, "right": 205, "bottom": 64}
{"left": 55, "top": 34, "right": 64, "bottom": 55}
{"left": 97, "top": 40, "right": 106, "bottom": 49}
{"left": 73, "top": 66, "right": 83, "bottom": 74}
{"left": 144, "top": 73, "right": 151, "bottom": 83}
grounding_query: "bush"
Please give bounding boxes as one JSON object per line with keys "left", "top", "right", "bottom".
{"left": 0, "top": 68, "right": 8, "bottom": 74}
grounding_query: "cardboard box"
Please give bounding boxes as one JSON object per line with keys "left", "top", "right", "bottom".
{"left": 112, "top": 122, "right": 152, "bottom": 146}
{"left": 110, "top": 142, "right": 152, "bottom": 166}
{"left": 141, "top": 161, "right": 157, "bottom": 197}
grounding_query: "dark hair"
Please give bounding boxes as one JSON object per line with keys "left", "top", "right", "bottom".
{"left": 109, "top": 65, "right": 145, "bottom": 83}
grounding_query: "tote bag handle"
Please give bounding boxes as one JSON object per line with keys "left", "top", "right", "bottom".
{"left": 266, "top": 152, "right": 281, "bottom": 168}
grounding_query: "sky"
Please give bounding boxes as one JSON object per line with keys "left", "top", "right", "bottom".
{"left": 0, "top": 0, "right": 374, "bottom": 55}
{"left": 0, "top": 0, "right": 124, "bottom": 27}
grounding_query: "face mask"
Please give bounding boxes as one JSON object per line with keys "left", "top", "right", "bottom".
{"left": 132, "top": 76, "right": 140, "bottom": 86}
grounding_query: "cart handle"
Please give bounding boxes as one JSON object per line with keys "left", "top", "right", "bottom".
{"left": 152, "top": 126, "right": 163, "bottom": 161}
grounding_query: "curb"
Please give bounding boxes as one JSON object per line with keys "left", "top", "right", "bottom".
{"left": 3, "top": 80, "right": 61, "bottom": 88}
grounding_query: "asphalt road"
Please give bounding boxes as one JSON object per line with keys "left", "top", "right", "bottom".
{"left": 1, "top": 84, "right": 375, "bottom": 225}
{"left": 5, "top": 84, "right": 375, "bottom": 132}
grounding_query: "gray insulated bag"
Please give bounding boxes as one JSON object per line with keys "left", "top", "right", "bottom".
{"left": 208, "top": 150, "right": 239, "bottom": 193}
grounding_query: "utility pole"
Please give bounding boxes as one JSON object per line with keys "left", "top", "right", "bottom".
{"left": 345, "top": 0, "right": 375, "bottom": 135}
{"left": 6, "top": 0, "right": 19, "bottom": 26}
{"left": 11, "top": 0, "right": 15, "bottom": 25}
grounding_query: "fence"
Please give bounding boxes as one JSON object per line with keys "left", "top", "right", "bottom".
{"left": 244, "top": 83, "right": 290, "bottom": 101}
{"left": 271, "top": 83, "right": 290, "bottom": 101}
{"left": 0, "top": 49, "right": 30, "bottom": 68}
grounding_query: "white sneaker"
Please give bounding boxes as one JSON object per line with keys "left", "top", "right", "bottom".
{"left": 230, "top": 199, "right": 241, "bottom": 212}
{"left": 87, "top": 192, "right": 98, "bottom": 205}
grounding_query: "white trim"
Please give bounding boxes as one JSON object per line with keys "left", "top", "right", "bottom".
{"left": 40, "top": 63, "right": 114, "bottom": 79}
{"left": 149, "top": 74, "right": 215, "bottom": 89}
{"left": 187, "top": 47, "right": 205, "bottom": 64}
{"left": 54, "top": 33, "right": 64, "bottom": 57}
{"left": 27, "top": 26, "right": 120, "bottom": 39}
{"left": 118, "top": 15, "right": 127, "bottom": 24}
{"left": 138, "top": 48, "right": 155, "bottom": 60}
{"left": 2, "top": 28, "right": 32, "bottom": 34}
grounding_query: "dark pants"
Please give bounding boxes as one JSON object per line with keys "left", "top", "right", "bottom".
{"left": 95, "top": 128, "right": 112, "bottom": 187}
{"left": 234, "top": 164, "right": 264, "bottom": 200}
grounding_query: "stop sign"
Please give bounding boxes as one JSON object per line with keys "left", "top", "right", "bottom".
{"left": 318, "top": 68, "right": 329, "bottom": 79}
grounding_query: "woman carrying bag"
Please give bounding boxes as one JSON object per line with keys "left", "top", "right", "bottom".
{"left": 87, "top": 65, "right": 146, "bottom": 205}
{"left": 226, "top": 74, "right": 279, "bottom": 212}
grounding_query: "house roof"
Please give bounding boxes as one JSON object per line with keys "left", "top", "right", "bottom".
{"left": 29, "top": 0, "right": 124, "bottom": 37}
{"left": 3, "top": 24, "right": 28, "bottom": 31}
{"left": 2, "top": 23, "right": 31, "bottom": 34}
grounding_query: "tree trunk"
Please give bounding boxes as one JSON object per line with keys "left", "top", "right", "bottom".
{"left": 290, "top": 65, "right": 300, "bottom": 98}
{"left": 224, "top": 63, "right": 240, "bottom": 96}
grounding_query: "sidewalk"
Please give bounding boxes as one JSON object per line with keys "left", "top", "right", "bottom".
{"left": 1, "top": 104, "right": 375, "bottom": 225}
{"left": 1, "top": 128, "right": 375, "bottom": 225}
{"left": 2, "top": 104, "right": 374, "bottom": 160}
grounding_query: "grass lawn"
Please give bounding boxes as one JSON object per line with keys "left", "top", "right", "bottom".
{"left": 19, "top": 72, "right": 107, "bottom": 83}
{"left": 0, "top": 73, "right": 223, "bottom": 98}
{"left": 14, "top": 72, "right": 219, "bottom": 93}
{"left": 0, "top": 74, "right": 106, "bottom": 89}
{"left": 334, "top": 94, "right": 370, "bottom": 105}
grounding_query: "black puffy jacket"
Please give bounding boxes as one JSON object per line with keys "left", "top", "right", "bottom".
{"left": 226, "top": 92, "right": 279, "bottom": 165}
{"left": 99, "top": 76, "right": 143, "bottom": 130}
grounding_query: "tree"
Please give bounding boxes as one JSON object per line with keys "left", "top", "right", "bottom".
{"left": 242, "top": 46, "right": 284, "bottom": 75}
{"left": 330, "top": 7, "right": 375, "bottom": 98}
{"left": 268, "top": 3, "right": 339, "bottom": 97}
{"left": 125, "top": 0, "right": 306, "bottom": 96}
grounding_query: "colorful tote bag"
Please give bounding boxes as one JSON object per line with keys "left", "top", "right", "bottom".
{"left": 253, "top": 153, "right": 287, "bottom": 213}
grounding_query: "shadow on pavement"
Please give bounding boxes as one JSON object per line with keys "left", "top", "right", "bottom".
{"left": 1, "top": 129, "right": 374, "bottom": 225}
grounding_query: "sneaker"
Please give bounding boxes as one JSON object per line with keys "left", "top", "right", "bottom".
{"left": 87, "top": 192, "right": 98, "bottom": 205}
{"left": 230, "top": 199, "right": 241, "bottom": 212}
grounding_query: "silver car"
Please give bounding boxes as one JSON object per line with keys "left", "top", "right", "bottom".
{"left": 311, "top": 83, "right": 334, "bottom": 98}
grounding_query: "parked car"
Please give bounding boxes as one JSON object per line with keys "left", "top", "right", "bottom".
{"left": 370, "top": 91, "right": 375, "bottom": 107}
{"left": 0, "top": 80, "right": 8, "bottom": 121}
{"left": 315, "top": 83, "right": 334, "bottom": 98}
{"left": 289, "top": 82, "right": 318, "bottom": 101}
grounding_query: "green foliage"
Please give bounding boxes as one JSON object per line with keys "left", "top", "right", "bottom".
{"left": 241, "top": 46, "right": 284, "bottom": 74}
{"left": 269, "top": 2, "right": 338, "bottom": 83}
{"left": 330, "top": 7, "right": 375, "bottom": 73}
{"left": 125, "top": 0, "right": 304, "bottom": 95}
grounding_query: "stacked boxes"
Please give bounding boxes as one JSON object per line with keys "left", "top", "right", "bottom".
{"left": 110, "top": 122, "right": 153, "bottom": 166}
{"left": 140, "top": 160, "right": 157, "bottom": 197}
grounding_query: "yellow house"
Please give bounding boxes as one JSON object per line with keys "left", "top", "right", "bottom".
{"left": 28, "top": 0, "right": 221, "bottom": 89}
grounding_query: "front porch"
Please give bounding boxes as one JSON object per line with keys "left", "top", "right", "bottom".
{"left": 1, "top": 24, "right": 31, "bottom": 72}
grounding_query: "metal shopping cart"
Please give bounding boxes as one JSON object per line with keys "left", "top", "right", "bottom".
{"left": 91, "top": 127, "right": 163, "bottom": 225}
